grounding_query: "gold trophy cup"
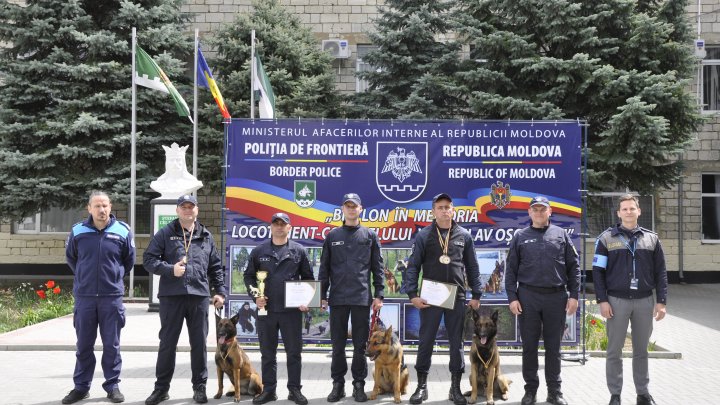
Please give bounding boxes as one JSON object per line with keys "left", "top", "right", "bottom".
{"left": 255, "top": 271, "right": 268, "bottom": 316}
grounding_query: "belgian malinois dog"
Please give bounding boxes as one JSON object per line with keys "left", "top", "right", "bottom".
{"left": 467, "top": 309, "right": 511, "bottom": 404}
{"left": 366, "top": 325, "right": 409, "bottom": 404}
{"left": 214, "top": 311, "right": 263, "bottom": 402}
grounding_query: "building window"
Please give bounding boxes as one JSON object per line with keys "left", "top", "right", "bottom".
{"left": 702, "top": 173, "right": 720, "bottom": 241}
{"left": 14, "top": 201, "right": 152, "bottom": 235}
{"left": 356, "top": 44, "right": 377, "bottom": 93}
{"left": 586, "top": 193, "right": 654, "bottom": 238}
{"left": 701, "top": 46, "right": 720, "bottom": 111}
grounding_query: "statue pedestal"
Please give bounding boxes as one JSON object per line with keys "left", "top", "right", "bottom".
{"left": 147, "top": 199, "right": 177, "bottom": 312}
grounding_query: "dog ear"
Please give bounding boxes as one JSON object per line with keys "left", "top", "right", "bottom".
{"left": 472, "top": 306, "right": 480, "bottom": 321}
{"left": 385, "top": 325, "right": 393, "bottom": 339}
{"left": 230, "top": 311, "right": 240, "bottom": 325}
{"left": 491, "top": 309, "right": 499, "bottom": 323}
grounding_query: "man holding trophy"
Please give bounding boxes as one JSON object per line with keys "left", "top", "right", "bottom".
{"left": 244, "top": 213, "right": 315, "bottom": 405}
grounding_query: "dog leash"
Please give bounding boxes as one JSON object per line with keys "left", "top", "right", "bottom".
{"left": 367, "top": 307, "right": 381, "bottom": 343}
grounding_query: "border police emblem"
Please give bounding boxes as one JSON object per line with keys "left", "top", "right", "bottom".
{"left": 294, "top": 180, "right": 316, "bottom": 208}
{"left": 376, "top": 142, "right": 427, "bottom": 203}
{"left": 490, "top": 181, "right": 511, "bottom": 209}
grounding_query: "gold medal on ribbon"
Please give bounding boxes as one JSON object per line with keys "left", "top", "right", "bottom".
{"left": 436, "top": 226, "right": 452, "bottom": 265}
{"left": 181, "top": 223, "right": 195, "bottom": 266}
{"left": 181, "top": 256, "right": 188, "bottom": 264}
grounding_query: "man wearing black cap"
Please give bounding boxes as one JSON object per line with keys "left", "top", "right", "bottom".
{"left": 143, "top": 194, "right": 226, "bottom": 405}
{"left": 403, "top": 193, "right": 483, "bottom": 405}
{"left": 319, "top": 193, "right": 385, "bottom": 402}
{"left": 505, "top": 196, "right": 580, "bottom": 405}
{"left": 244, "top": 213, "right": 315, "bottom": 405}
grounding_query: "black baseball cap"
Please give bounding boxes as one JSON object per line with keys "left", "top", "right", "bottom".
{"left": 271, "top": 212, "right": 291, "bottom": 224}
{"left": 177, "top": 194, "right": 198, "bottom": 206}
{"left": 529, "top": 196, "right": 550, "bottom": 207}
{"left": 432, "top": 193, "right": 453, "bottom": 203}
{"left": 342, "top": 193, "right": 362, "bottom": 205}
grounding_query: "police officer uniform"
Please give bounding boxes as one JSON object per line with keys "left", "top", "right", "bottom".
{"left": 505, "top": 196, "right": 580, "bottom": 404}
{"left": 143, "top": 196, "right": 225, "bottom": 400}
{"left": 244, "top": 213, "right": 314, "bottom": 401}
{"left": 66, "top": 214, "right": 135, "bottom": 398}
{"left": 319, "top": 192, "right": 385, "bottom": 400}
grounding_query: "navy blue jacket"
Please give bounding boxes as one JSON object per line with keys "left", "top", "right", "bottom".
{"left": 244, "top": 240, "right": 314, "bottom": 313}
{"left": 593, "top": 224, "right": 667, "bottom": 304}
{"left": 318, "top": 223, "right": 385, "bottom": 306}
{"left": 66, "top": 214, "right": 135, "bottom": 297}
{"left": 143, "top": 219, "right": 225, "bottom": 298}
{"left": 505, "top": 224, "right": 580, "bottom": 302}
{"left": 403, "top": 220, "right": 482, "bottom": 301}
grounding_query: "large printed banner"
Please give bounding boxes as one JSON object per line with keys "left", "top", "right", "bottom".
{"left": 224, "top": 119, "right": 583, "bottom": 345}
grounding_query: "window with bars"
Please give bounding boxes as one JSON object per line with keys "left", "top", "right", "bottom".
{"left": 701, "top": 46, "right": 720, "bottom": 111}
{"left": 585, "top": 193, "right": 654, "bottom": 238}
{"left": 702, "top": 173, "right": 720, "bottom": 241}
{"left": 356, "top": 44, "right": 378, "bottom": 93}
{"left": 14, "top": 201, "right": 152, "bottom": 235}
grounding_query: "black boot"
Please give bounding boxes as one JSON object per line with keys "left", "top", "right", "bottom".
{"left": 448, "top": 372, "right": 467, "bottom": 405}
{"left": 409, "top": 373, "right": 428, "bottom": 405}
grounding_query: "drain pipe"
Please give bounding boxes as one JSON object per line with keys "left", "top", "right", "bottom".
{"left": 678, "top": 153, "right": 685, "bottom": 284}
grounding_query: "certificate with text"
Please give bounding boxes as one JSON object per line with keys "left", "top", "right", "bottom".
{"left": 419, "top": 279, "right": 457, "bottom": 309}
{"left": 284, "top": 280, "right": 322, "bottom": 308}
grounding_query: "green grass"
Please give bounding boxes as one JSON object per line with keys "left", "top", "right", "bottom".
{"left": 0, "top": 281, "right": 74, "bottom": 334}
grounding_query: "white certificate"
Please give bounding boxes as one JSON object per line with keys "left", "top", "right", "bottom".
{"left": 284, "top": 280, "right": 321, "bottom": 308}
{"left": 419, "top": 279, "right": 458, "bottom": 309}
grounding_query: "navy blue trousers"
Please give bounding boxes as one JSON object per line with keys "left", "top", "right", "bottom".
{"left": 517, "top": 287, "right": 568, "bottom": 394}
{"left": 154, "top": 295, "right": 209, "bottom": 391}
{"left": 73, "top": 296, "right": 125, "bottom": 393}
{"left": 329, "top": 305, "right": 370, "bottom": 384}
{"left": 415, "top": 299, "right": 466, "bottom": 374}
{"left": 257, "top": 310, "right": 303, "bottom": 392}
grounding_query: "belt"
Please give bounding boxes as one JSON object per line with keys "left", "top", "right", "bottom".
{"left": 520, "top": 283, "right": 566, "bottom": 294}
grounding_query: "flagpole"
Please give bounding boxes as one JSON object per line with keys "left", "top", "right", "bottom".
{"left": 129, "top": 27, "right": 137, "bottom": 298}
{"left": 250, "top": 29, "right": 255, "bottom": 119}
{"left": 192, "top": 28, "right": 199, "bottom": 183}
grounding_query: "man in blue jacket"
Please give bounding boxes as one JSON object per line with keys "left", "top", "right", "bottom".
{"left": 63, "top": 191, "right": 136, "bottom": 404}
{"left": 593, "top": 194, "right": 666, "bottom": 405}
{"left": 505, "top": 196, "right": 580, "bottom": 405}
{"left": 319, "top": 193, "right": 384, "bottom": 402}
{"left": 403, "top": 193, "right": 482, "bottom": 405}
{"left": 143, "top": 195, "right": 225, "bottom": 405}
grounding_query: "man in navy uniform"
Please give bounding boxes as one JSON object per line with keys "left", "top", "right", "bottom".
{"left": 403, "top": 193, "right": 482, "bottom": 405}
{"left": 319, "top": 193, "right": 385, "bottom": 402}
{"left": 505, "top": 196, "right": 580, "bottom": 405}
{"left": 245, "top": 213, "right": 315, "bottom": 405}
{"left": 143, "top": 195, "right": 225, "bottom": 405}
{"left": 64, "top": 191, "right": 135, "bottom": 404}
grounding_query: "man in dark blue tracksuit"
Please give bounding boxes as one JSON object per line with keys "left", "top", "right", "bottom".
{"left": 403, "top": 193, "right": 482, "bottom": 405}
{"left": 245, "top": 213, "right": 315, "bottom": 405}
{"left": 505, "top": 196, "right": 580, "bottom": 405}
{"left": 319, "top": 193, "right": 385, "bottom": 402}
{"left": 64, "top": 191, "right": 135, "bottom": 404}
{"left": 143, "top": 195, "right": 225, "bottom": 405}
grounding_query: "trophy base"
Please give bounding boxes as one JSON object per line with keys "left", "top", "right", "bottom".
{"left": 258, "top": 308, "right": 268, "bottom": 316}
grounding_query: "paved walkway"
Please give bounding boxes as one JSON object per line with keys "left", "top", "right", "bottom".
{"left": 1, "top": 284, "right": 719, "bottom": 405}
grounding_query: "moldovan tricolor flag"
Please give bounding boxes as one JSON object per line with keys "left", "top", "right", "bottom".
{"left": 197, "top": 46, "right": 231, "bottom": 119}
{"left": 135, "top": 46, "right": 193, "bottom": 123}
{"left": 253, "top": 53, "right": 275, "bottom": 119}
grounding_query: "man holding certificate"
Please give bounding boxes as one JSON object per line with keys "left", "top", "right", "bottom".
{"left": 505, "top": 196, "right": 580, "bottom": 405}
{"left": 402, "top": 193, "right": 482, "bottom": 405}
{"left": 244, "top": 213, "right": 315, "bottom": 405}
{"left": 319, "top": 193, "right": 385, "bottom": 403}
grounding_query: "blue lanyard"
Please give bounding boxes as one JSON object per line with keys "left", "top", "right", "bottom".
{"left": 617, "top": 234, "right": 636, "bottom": 279}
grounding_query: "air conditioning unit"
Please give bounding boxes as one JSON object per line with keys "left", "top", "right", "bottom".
{"left": 322, "top": 39, "right": 351, "bottom": 59}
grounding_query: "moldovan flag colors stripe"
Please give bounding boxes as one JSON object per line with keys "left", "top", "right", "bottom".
{"left": 253, "top": 53, "right": 275, "bottom": 119}
{"left": 197, "top": 46, "right": 231, "bottom": 119}
{"left": 135, "top": 46, "right": 193, "bottom": 123}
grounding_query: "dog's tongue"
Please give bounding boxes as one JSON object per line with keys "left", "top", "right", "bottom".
{"left": 218, "top": 336, "right": 226, "bottom": 345}
{"left": 480, "top": 336, "right": 488, "bottom": 345}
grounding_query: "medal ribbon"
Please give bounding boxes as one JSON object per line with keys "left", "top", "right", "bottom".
{"left": 436, "top": 226, "right": 451, "bottom": 258}
{"left": 182, "top": 222, "right": 196, "bottom": 263}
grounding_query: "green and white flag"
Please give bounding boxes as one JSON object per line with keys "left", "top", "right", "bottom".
{"left": 135, "top": 46, "right": 193, "bottom": 123}
{"left": 253, "top": 53, "right": 275, "bottom": 119}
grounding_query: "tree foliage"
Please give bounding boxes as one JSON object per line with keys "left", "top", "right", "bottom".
{"left": 349, "top": 0, "right": 463, "bottom": 119}
{"left": 0, "top": 0, "right": 193, "bottom": 220}
{"left": 452, "top": 0, "right": 702, "bottom": 193}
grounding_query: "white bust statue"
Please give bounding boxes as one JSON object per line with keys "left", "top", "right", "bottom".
{"left": 150, "top": 143, "right": 203, "bottom": 199}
